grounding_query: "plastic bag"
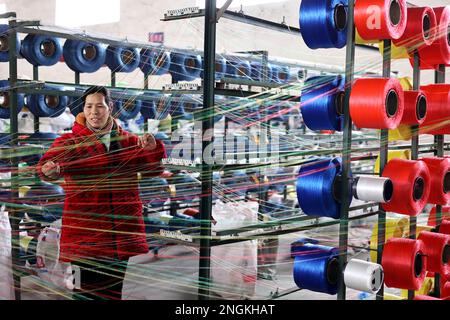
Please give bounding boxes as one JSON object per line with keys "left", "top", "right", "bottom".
{"left": 0, "top": 205, "right": 14, "bottom": 300}
{"left": 210, "top": 200, "right": 258, "bottom": 299}
{"left": 35, "top": 222, "right": 74, "bottom": 291}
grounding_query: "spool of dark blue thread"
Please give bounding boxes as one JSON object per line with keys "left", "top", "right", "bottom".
{"left": 293, "top": 242, "right": 341, "bottom": 294}
{"left": 299, "top": 0, "right": 349, "bottom": 49}
{"left": 300, "top": 75, "right": 345, "bottom": 131}
{"left": 296, "top": 157, "right": 351, "bottom": 219}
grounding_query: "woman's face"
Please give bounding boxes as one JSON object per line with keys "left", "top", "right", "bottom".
{"left": 83, "top": 93, "right": 111, "bottom": 129}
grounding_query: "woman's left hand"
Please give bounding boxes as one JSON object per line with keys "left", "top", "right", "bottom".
{"left": 138, "top": 133, "right": 157, "bottom": 150}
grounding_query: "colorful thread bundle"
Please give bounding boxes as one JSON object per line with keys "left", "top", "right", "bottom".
{"left": 300, "top": 75, "right": 345, "bottom": 131}
{"left": 350, "top": 78, "right": 404, "bottom": 129}
{"left": 381, "top": 238, "right": 427, "bottom": 290}
{"left": 299, "top": 0, "right": 349, "bottom": 49}
{"left": 381, "top": 158, "right": 430, "bottom": 216}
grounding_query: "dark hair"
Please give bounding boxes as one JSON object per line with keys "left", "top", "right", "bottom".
{"left": 81, "top": 86, "right": 112, "bottom": 107}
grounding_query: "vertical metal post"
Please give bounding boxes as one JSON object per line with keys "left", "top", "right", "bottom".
{"left": 75, "top": 72, "right": 80, "bottom": 85}
{"left": 8, "top": 16, "right": 21, "bottom": 300}
{"left": 33, "top": 65, "right": 40, "bottom": 133}
{"left": 198, "top": 0, "right": 216, "bottom": 300}
{"left": 376, "top": 39, "right": 391, "bottom": 301}
{"left": 111, "top": 71, "right": 116, "bottom": 87}
{"left": 408, "top": 52, "right": 421, "bottom": 300}
{"left": 433, "top": 64, "right": 445, "bottom": 297}
{"left": 337, "top": 0, "right": 356, "bottom": 301}
{"left": 143, "top": 75, "right": 149, "bottom": 133}
{"left": 144, "top": 74, "right": 149, "bottom": 90}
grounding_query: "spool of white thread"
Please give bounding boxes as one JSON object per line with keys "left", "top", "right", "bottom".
{"left": 353, "top": 176, "right": 393, "bottom": 203}
{"left": 344, "top": 259, "right": 384, "bottom": 293}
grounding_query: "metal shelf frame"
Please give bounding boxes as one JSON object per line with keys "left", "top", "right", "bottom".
{"left": 3, "top": 0, "right": 448, "bottom": 301}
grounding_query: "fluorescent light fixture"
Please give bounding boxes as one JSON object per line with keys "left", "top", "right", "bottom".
{"left": 55, "top": 0, "right": 120, "bottom": 28}
{"left": 196, "top": 0, "right": 288, "bottom": 9}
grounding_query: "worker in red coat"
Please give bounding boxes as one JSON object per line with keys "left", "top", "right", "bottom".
{"left": 37, "top": 86, "right": 166, "bottom": 300}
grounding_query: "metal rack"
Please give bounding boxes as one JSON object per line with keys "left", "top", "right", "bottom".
{"left": 2, "top": 1, "right": 448, "bottom": 301}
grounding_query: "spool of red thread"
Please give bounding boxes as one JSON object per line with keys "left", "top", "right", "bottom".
{"left": 183, "top": 208, "right": 199, "bottom": 217}
{"left": 350, "top": 78, "right": 404, "bottom": 129}
{"left": 416, "top": 6, "right": 450, "bottom": 69}
{"left": 417, "top": 231, "right": 450, "bottom": 278}
{"left": 394, "top": 7, "right": 437, "bottom": 52}
{"left": 381, "top": 238, "right": 427, "bottom": 290}
{"left": 440, "top": 220, "right": 450, "bottom": 235}
{"left": 413, "top": 295, "right": 441, "bottom": 300}
{"left": 428, "top": 206, "right": 450, "bottom": 227}
{"left": 355, "top": 0, "right": 407, "bottom": 40}
{"left": 442, "top": 281, "right": 450, "bottom": 298}
{"left": 419, "top": 84, "right": 450, "bottom": 135}
{"left": 401, "top": 91, "right": 427, "bottom": 125}
{"left": 381, "top": 159, "right": 430, "bottom": 216}
{"left": 421, "top": 158, "right": 450, "bottom": 205}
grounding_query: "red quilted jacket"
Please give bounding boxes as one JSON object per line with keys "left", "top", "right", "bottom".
{"left": 37, "top": 114, "right": 166, "bottom": 262}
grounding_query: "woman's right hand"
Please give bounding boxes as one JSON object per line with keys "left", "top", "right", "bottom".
{"left": 41, "top": 160, "right": 60, "bottom": 178}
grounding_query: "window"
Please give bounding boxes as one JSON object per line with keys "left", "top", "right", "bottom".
{"left": 195, "top": 0, "right": 288, "bottom": 9}
{"left": 55, "top": 0, "right": 120, "bottom": 28}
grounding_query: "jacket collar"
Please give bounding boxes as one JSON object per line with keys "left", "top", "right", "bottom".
{"left": 73, "top": 113, "right": 123, "bottom": 136}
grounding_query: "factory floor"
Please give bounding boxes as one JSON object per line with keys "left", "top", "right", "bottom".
{"left": 19, "top": 224, "right": 373, "bottom": 301}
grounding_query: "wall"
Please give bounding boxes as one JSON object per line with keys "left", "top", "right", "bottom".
{"left": 1, "top": 0, "right": 449, "bottom": 87}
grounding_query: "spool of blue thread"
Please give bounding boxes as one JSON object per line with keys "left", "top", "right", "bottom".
{"left": 270, "top": 64, "right": 290, "bottom": 84}
{"left": 67, "top": 92, "right": 84, "bottom": 116}
{"left": 250, "top": 62, "right": 273, "bottom": 82}
{"left": 290, "top": 237, "right": 320, "bottom": 258}
{"left": 296, "top": 157, "right": 351, "bottom": 219}
{"left": 299, "top": 0, "right": 349, "bottom": 49}
{"left": 20, "top": 34, "right": 63, "bottom": 67}
{"left": 293, "top": 242, "right": 341, "bottom": 295}
{"left": 23, "top": 181, "right": 64, "bottom": 223}
{"left": 170, "top": 174, "right": 201, "bottom": 203}
{"left": 154, "top": 98, "right": 172, "bottom": 120}
{"left": 201, "top": 56, "right": 227, "bottom": 79}
{"left": 0, "top": 25, "right": 20, "bottom": 62}
{"left": 139, "top": 48, "right": 171, "bottom": 76}
{"left": 300, "top": 75, "right": 345, "bottom": 131}
{"left": 170, "top": 101, "right": 191, "bottom": 121}
{"left": 0, "top": 80, "right": 24, "bottom": 119}
{"left": 169, "top": 52, "right": 202, "bottom": 82}
{"left": 140, "top": 98, "right": 157, "bottom": 119}
{"left": 139, "top": 177, "right": 170, "bottom": 208}
{"left": 112, "top": 97, "right": 142, "bottom": 121}
{"left": 226, "top": 60, "right": 251, "bottom": 79}
{"left": 168, "top": 212, "right": 201, "bottom": 231}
